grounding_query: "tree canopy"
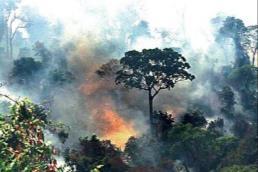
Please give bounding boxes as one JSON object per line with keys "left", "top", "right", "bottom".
{"left": 116, "top": 48, "right": 195, "bottom": 95}
{"left": 116, "top": 48, "right": 195, "bottom": 132}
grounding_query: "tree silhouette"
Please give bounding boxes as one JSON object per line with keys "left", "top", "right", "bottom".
{"left": 116, "top": 48, "right": 195, "bottom": 131}
{"left": 241, "top": 25, "right": 258, "bottom": 66}
{"left": 219, "top": 17, "right": 250, "bottom": 67}
{"left": 1, "top": 0, "right": 29, "bottom": 59}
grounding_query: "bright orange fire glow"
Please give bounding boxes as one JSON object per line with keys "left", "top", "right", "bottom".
{"left": 93, "top": 106, "right": 138, "bottom": 149}
{"left": 79, "top": 61, "right": 138, "bottom": 149}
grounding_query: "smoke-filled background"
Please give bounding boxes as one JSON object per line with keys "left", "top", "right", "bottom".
{"left": 0, "top": 0, "right": 257, "bottom": 148}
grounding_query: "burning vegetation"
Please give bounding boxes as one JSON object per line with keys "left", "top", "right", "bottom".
{"left": 0, "top": 0, "right": 258, "bottom": 172}
{"left": 95, "top": 106, "right": 138, "bottom": 149}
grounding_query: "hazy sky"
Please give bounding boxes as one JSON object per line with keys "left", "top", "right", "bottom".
{"left": 22, "top": 0, "right": 257, "bottom": 23}
{"left": 21, "top": 0, "right": 257, "bottom": 51}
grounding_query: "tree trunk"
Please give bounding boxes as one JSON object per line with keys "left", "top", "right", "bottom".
{"left": 252, "top": 49, "right": 257, "bottom": 66}
{"left": 10, "top": 38, "right": 13, "bottom": 60}
{"left": 9, "top": 24, "right": 13, "bottom": 60}
{"left": 234, "top": 37, "right": 250, "bottom": 67}
{"left": 148, "top": 89, "right": 154, "bottom": 133}
{"left": 5, "top": 24, "right": 9, "bottom": 59}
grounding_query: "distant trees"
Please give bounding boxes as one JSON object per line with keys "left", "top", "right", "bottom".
{"left": 34, "top": 41, "right": 52, "bottom": 65}
{"left": 227, "top": 65, "right": 257, "bottom": 117}
{"left": 167, "top": 124, "right": 238, "bottom": 172}
{"left": 220, "top": 165, "right": 258, "bottom": 172}
{"left": 219, "top": 17, "right": 250, "bottom": 67}
{"left": 124, "top": 118, "right": 247, "bottom": 172}
{"left": 1, "top": 0, "right": 29, "bottom": 59}
{"left": 181, "top": 110, "right": 207, "bottom": 127}
{"left": 49, "top": 69, "right": 75, "bottom": 86}
{"left": 217, "top": 86, "right": 235, "bottom": 119}
{"left": 9, "top": 43, "right": 75, "bottom": 93}
{"left": 241, "top": 25, "right": 258, "bottom": 66}
{"left": 116, "top": 48, "right": 195, "bottom": 131}
{"left": 219, "top": 17, "right": 258, "bottom": 66}
{"left": 10, "top": 57, "right": 42, "bottom": 85}
{"left": 222, "top": 119, "right": 257, "bottom": 169}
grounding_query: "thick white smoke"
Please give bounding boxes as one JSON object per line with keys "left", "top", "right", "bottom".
{"left": 19, "top": 0, "right": 257, "bottom": 52}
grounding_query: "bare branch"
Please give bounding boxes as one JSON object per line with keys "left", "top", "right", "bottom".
{"left": 11, "top": 23, "right": 27, "bottom": 40}
{"left": 9, "top": 12, "right": 18, "bottom": 25}
{"left": 5, "top": 11, "right": 12, "bottom": 23}
{"left": 0, "top": 93, "right": 19, "bottom": 104}
{"left": 152, "top": 87, "right": 162, "bottom": 98}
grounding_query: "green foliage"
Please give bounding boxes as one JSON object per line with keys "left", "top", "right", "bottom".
{"left": 152, "top": 111, "right": 174, "bottom": 139}
{"left": 223, "top": 121, "right": 257, "bottom": 167}
{"left": 167, "top": 124, "right": 238, "bottom": 171}
{"left": 116, "top": 48, "right": 195, "bottom": 91}
{"left": 124, "top": 136, "right": 161, "bottom": 166}
{"left": 65, "top": 135, "right": 128, "bottom": 172}
{"left": 228, "top": 65, "right": 256, "bottom": 91}
{"left": 220, "top": 165, "right": 258, "bottom": 172}
{"left": 227, "top": 65, "right": 257, "bottom": 117}
{"left": 49, "top": 69, "right": 75, "bottom": 86}
{"left": 241, "top": 25, "right": 258, "bottom": 65}
{"left": 125, "top": 123, "right": 241, "bottom": 172}
{"left": 180, "top": 110, "right": 207, "bottom": 127}
{"left": 96, "top": 59, "right": 120, "bottom": 78}
{"left": 207, "top": 118, "right": 224, "bottom": 134}
{"left": 10, "top": 57, "right": 42, "bottom": 84}
{"left": 217, "top": 86, "right": 235, "bottom": 118}
{"left": 116, "top": 48, "right": 195, "bottom": 130}
{"left": 0, "top": 99, "right": 59, "bottom": 171}
{"left": 34, "top": 41, "right": 52, "bottom": 65}
{"left": 219, "top": 17, "right": 250, "bottom": 66}
{"left": 220, "top": 17, "right": 246, "bottom": 39}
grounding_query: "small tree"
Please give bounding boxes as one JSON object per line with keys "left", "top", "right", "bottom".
{"left": 116, "top": 48, "right": 195, "bottom": 130}
{"left": 0, "top": 97, "right": 59, "bottom": 171}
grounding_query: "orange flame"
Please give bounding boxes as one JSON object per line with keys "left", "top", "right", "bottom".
{"left": 92, "top": 105, "right": 138, "bottom": 149}
{"left": 81, "top": 81, "right": 138, "bottom": 148}
{"left": 76, "top": 49, "right": 138, "bottom": 149}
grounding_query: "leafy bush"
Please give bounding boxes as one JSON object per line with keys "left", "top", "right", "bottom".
{"left": 0, "top": 99, "right": 61, "bottom": 171}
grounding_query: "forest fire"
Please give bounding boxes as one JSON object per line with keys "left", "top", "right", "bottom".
{"left": 0, "top": 0, "right": 257, "bottom": 171}
{"left": 80, "top": 74, "right": 138, "bottom": 149}
{"left": 94, "top": 106, "right": 138, "bottom": 149}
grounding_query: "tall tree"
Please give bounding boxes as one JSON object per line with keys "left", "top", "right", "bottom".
{"left": 219, "top": 17, "right": 249, "bottom": 67}
{"left": 241, "top": 25, "right": 258, "bottom": 66}
{"left": 1, "top": 0, "right": 28, "bottom": 59}
{"left": 116, "top": 48, "right": 195, "bottom": 130}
